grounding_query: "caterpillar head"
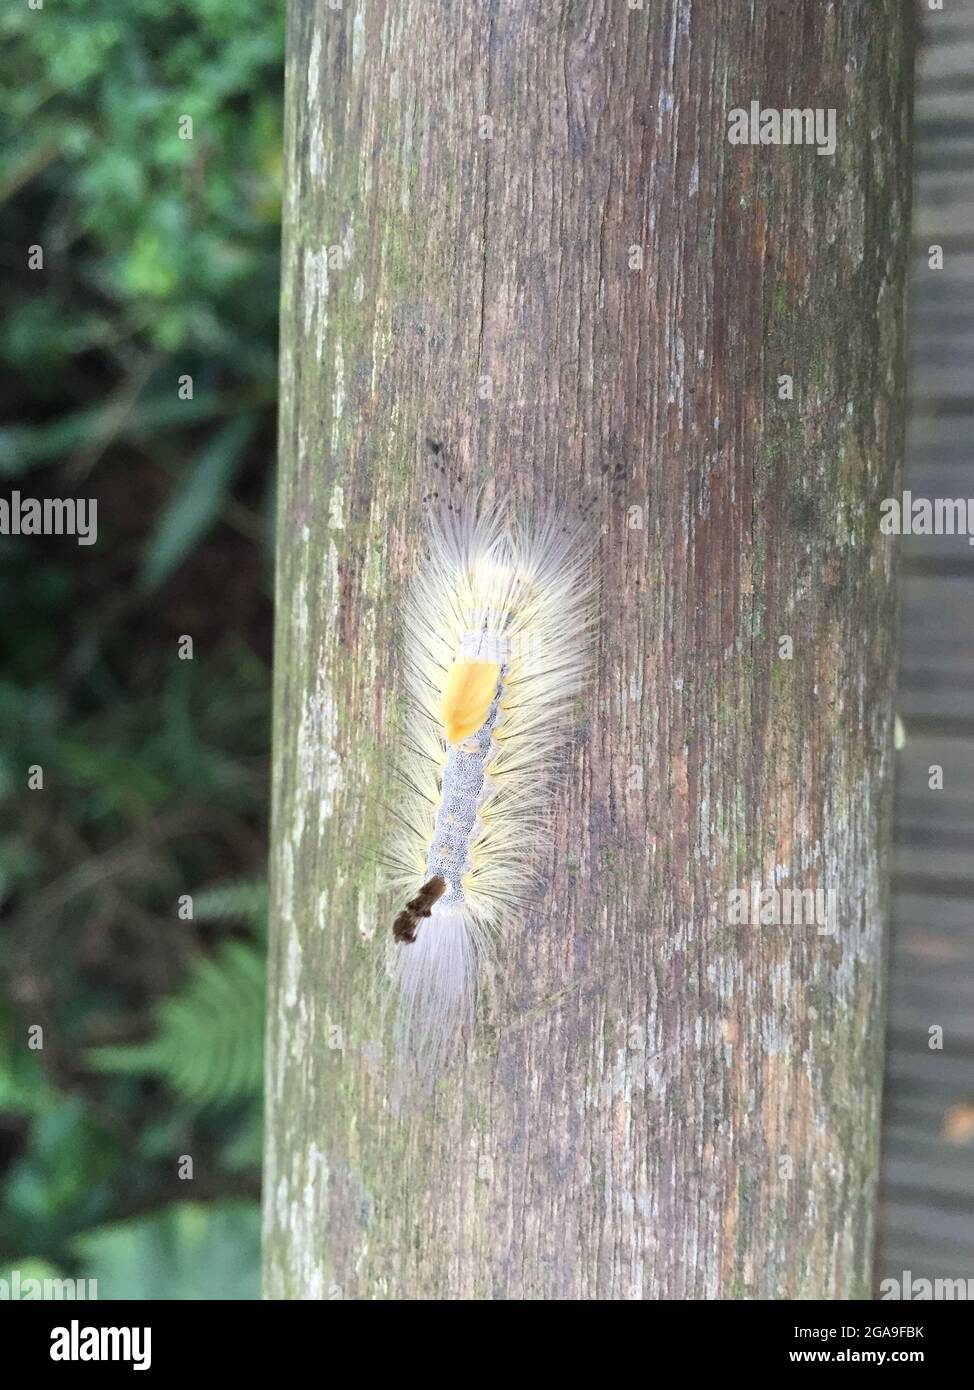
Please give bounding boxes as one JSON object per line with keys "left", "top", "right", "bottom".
{"left": 393, "top": 875, "right": 447, "bottom": 944}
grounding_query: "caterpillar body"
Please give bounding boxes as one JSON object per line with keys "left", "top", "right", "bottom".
{"left": 386, "top": 499, "right": 596, "bottom": 1080}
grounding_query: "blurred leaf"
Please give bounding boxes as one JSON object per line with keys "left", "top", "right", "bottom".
{"left": 0, "top": 1001, "right": 58, "bottom": 1118}
{"left": 86, "top": 939, "right": 265, "bottom": 1105}
{"left": 72, "top": 1200, "right": 260, "bottom": 1300}
{"left": 3, "top": 1096, "right": 117, "bottom": 1236}
{"left": 218, "top": 1100, "right": 263, "bottom": 1172}
{"left": 0, "top": 390, "right": 242, "bottom": 477}
{"left": 140, "top": 414, "right": 256, "bottom": 590}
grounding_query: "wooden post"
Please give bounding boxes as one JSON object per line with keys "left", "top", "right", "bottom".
{"left": 264, "top": 0, "right": 913, "bottom": 1299}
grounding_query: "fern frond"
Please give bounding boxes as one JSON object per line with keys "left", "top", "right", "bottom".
{"left": 86, "top": 939, "right": 265, "bottom": 1105}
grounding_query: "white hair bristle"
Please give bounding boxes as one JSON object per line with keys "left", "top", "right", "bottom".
{"left": 384, "top": 497, "right": 597, "bottom": 1082}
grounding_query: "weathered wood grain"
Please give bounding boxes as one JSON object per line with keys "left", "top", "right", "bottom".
{"left": 265, "top": 0, "right": 913, "bottom": 1299}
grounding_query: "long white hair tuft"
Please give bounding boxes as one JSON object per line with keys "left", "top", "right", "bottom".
{"left": 384, "top": 496, "right": 597, "bottom": 1082}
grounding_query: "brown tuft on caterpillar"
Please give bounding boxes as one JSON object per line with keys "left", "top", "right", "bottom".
{"left": 393, "top": 875, "right": 447, "bottom": 944}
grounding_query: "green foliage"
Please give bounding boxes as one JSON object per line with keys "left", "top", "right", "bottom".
{"left": 0, "top": 0, "right": 283, "bottom": 577}
{"left": 0, "top": 1002, "right": 57, "bottom": 1119}
{"left": 1, "top": 1089, "right": 121, "bottom": 1259}
{"left": 1, "top": 0, "right": 284, "bottom": 383}
{"left": 71, "top": 1200, "right": 262, "bottom": 1300}
{"left": 0, "top": 1199, "right": 263, "bottom": 1301}
{"left": 0, "top": 0, "right": 281, "bottom": 1294}
{"left": 0, "top": 877, "right": 268, "bottom": 1266}
{"left": 140, "top": 415, "right": 258, "bottom": 589}
{"left": 87, "top": 936, "right": 265, "bottom": 1105}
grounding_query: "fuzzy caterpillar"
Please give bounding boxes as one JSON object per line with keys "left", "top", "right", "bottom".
{"left": 385, "top": 498, "right": 596, "bottom": 1080}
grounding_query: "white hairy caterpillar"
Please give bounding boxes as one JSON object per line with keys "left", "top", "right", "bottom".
{"left": 385, "top": 497, "right": 597, "bottom": 1080}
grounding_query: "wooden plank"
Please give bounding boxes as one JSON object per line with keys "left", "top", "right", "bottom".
{"left": 880, "top": 1202, "right": 974, "bottom": 1254}
{"left": 900, "top": 587, "right": 974, "bottom": 649}
{"left": 878, "top": 1245, "right": 974, "bottom": 1283}
{"left": 893, "top": 892, "right": 974, "bottom": 935}
{"left": 914, "top": 87, "right": 974, "bottom": 124}
{"left": 888, "top": 1006, "right": 974, "bottom": 1046}
{"left": 887, "top": 936, "right": 974, "bottom": 974}
{"left": 911, "top": 328, "right": 974, "bottom": 357}
{"left": 885, "top": 1051, "right": 974, "bottom": 1092}
{"left": 899, "top": 455, "right": 974, "bottom": 491}
{"left": 883, "top": 1091, "right": 974, "bottom": 1135}
{"left": 265, "top": 0, "right": 912, "bottom": 1303}
{"left": 909, "top": 368, "right": 974, "bottom": 399}
{"left": 883, "top": 1155, "right": 974, "bottom": 1205}
{"left": 913, "top": 174, "right": 974, "bottom": 239}
{"left": 899, "top": 547, "right": 974, "bottom": 574}
{"left": 908, "top": 412, "right": 974, "bottom": 449}
{"left": 921, "top": 36, "right": 974, "bottom": 83}
{"left": 883, "top": 1126, "right": 974, "bottom": 1164}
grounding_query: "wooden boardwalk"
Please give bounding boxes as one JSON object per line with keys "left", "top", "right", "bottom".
{"left": 876, "top": 0, "right": 974, "bottom": 1292}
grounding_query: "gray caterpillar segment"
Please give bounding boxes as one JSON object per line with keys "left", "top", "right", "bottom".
{"left": 425, "top": 670, "right": 505, "bottom": 903}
